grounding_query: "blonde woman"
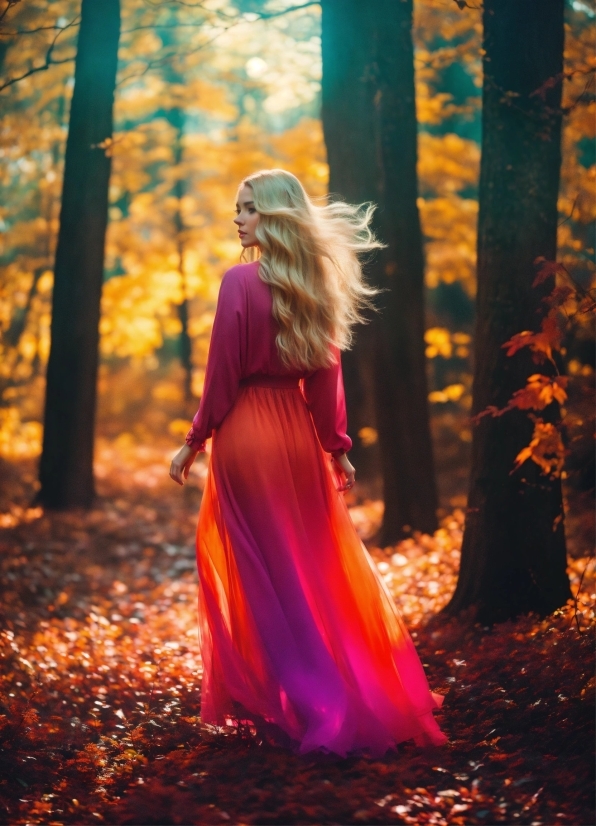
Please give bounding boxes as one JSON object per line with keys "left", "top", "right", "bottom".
{"left": 169, "top": 169, "right": 446, "bottom": 756}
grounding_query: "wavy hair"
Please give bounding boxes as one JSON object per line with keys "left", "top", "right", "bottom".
{"left": 240, "top": 168, "right": 383, "bottom": 371}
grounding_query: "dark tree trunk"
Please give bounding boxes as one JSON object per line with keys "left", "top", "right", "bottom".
{"left": 160, "top": 20, "right": 194, "bottom": 405}
{"left": 171, "top": 108, "right": 193, "bottom": 404}
{"left": 445, "top": 0, "right": 571, "bottom": 623}
{"left": 38, "top": 0, "right": 120, "bottom": 509}
{"left": 321, "top": 0, "right": 438, "bottom": 541}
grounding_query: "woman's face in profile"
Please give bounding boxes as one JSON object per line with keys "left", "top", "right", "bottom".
{"left": 234, "top": 184, "right": 260, "bottom": 248}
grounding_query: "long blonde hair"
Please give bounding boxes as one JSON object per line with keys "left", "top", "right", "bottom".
{"left": 241, "top": 168, "right": 382, "bottom": 371}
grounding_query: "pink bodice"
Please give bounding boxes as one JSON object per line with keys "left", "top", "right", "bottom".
{"left": 185, "top": 261, "right": 352, "bottom": 458}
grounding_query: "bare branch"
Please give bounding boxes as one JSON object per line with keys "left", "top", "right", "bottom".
{"left": 0, "top": 14, "right": 78, "bottom": 92}
{"left": 1, "top": 23, "right": 77, "bottom": 36}
{"left": 248, "top": 1, "right": 320, "bottom": 20}
{"left": 139, "top": 0, "right": 318, "bottom": 20}
{"left": 0, "top": 55, "right": 73, "bottom": 90}
{"left": 0, "top": 0, "right": 21, "bottom": 26}
{"left": 558, "top": 194, "right": 580, "bottom": 227}
{"left": 122, "top": 2, "right": 320, "bottom": 49}
{"left": 122, "top": 21, "right": 209, "bottom": 34}
{"left": 117, "top": 18, "right": 240, "bottom": 87}
{"left": 562, "top": 71, "right": 596, "bottom": 114}
{"left": 531, "top": 65, "right": 595, "bottom": 101}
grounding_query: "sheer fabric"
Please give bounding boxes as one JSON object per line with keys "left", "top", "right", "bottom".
{"left": 189, "top": 263, "right": 447, "bottom": 756}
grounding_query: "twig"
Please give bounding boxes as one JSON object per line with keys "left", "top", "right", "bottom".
{"left": 0, "top": 15, "right": 79, "bottom": 92}
{"left": 573, "top": 556, "right": 595, "bottom": 634}
{"left": 0, "top": 23, "right": 76, "bottom": 36}
{"left": 532, "top": 66, "right": 596, "bottom": 101}
{"left": 558, "top": 194, "right": 580, "bottom": 227}
{"left": 247, "top": 1, "right": 320, "bottom": 20}
{"left": 0, "top": 0, "right": 21, "bottom": 26}
{"left": 562, "top": 73, "right": 596, "bottom": 115}
{"left": 145, "top": 0, "right": 319, "bottom": 15}
{"left": 117, "top": 23, "right": 238, "bottom": 88}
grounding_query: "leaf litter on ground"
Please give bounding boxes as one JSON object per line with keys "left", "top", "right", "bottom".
{"left": 0, "top": 441, "right": 594, "bottom": 825}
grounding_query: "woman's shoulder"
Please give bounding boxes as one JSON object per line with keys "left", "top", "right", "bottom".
{"left": 221, "top": 260, "right": 259, "bottom": 287}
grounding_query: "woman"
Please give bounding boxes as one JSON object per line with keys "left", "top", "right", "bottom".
{"left": 169, "top": 169, "right": 446, "bottom": 757}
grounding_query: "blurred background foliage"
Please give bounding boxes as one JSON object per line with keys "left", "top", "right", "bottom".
{"left": 0, "top": 0, "right": 593, "bottom": 499}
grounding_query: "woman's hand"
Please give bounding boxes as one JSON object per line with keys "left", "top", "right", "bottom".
{"left": 333, "top": 452, "right": 356, "bottom": 492}
{"left": 169, "top": 444, "right": 198, "bottom": 486}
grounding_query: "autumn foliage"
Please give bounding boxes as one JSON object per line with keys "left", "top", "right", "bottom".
{"left": 471, "top": 256, "right": 595, "bottom": 482}
{"left": 0, "top": 452, "right": 594, "bottom": 824}
{"left": 0, "top": 0, "right": 594, "bottom": 823}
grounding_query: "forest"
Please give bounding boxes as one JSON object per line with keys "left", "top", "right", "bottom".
{"left": 0, "top": 0, "right": 594, "bottom": 824}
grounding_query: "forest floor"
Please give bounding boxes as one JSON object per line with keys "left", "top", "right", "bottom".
{"left": 0, "top": 440, "right": 594, "bottom": 826}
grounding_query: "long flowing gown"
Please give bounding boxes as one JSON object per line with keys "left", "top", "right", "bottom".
{"left": 185, "top": 261, "right": 447, "bottom": 757}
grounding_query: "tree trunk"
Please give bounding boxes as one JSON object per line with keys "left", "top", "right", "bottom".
{"left": 38, "top": 0, "right": 120, "bottom": 509}
{"left": 160, "top": 20, "right": 194, "bottom": 405}
{"left": 445, "top": 0, "right": 571, "bottom": 623}
{"left": 171, "top": 105, "right": 194, "bottom": 405}
{"left": 321, "top": 0, "right": 438, "bottom": 541}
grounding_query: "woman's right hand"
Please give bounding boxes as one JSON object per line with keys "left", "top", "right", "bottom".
{"left": 169, "top": 443, "right": 198, "bottom": 486}
{"left": 332, "top": 452, "right": 356, "bottom": 492}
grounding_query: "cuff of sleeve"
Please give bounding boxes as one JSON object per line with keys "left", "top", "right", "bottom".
{"left": 331, "top": 448, "right": 347, "bottom": 460}
{"left": 185, "top": 428, "right": 206, "bottom": 452}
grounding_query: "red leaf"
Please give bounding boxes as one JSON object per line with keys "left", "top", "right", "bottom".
{"left": 533, "top": 257, "right": 567, "bottom": 287}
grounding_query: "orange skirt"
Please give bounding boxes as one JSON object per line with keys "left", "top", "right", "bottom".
{"left": 196, "top": 382, "right": 446, "bottom": 756}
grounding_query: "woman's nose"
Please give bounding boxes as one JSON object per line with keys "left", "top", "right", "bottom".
{"left": 234, "top": 215, "right": 242, "bottom": 226}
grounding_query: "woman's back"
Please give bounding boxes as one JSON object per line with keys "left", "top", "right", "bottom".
{"left": 185, "top": 260, "right": 352, "bottom": 457}
{"left": 225, "top": 260, "right": 306, "bottom": 382}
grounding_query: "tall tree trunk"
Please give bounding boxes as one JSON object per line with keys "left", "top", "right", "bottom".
{"left": 321, "top": 0, "right": 438, "bottom": 541}
{"left": 160, "top": 20, "right": 194, "bottom": 405}
{"left": 170, "top": 106, "right": 193, "bottom": 405}
{"left": 445, "top": 0, "right": 571, "bottom": 623}
{"left": 38, "top": 0, "right": 120, "bottom": 509}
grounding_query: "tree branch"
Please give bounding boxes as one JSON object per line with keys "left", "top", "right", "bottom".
{"left": 248, "top": 2, "right": 320, "bottom": 20}
{"left": 0, "top": 15, "right": 78, "bottom": 92}
{"left": 117, "top": 27, "right": 232, "bottom": 87}
{"left": 0, "top": 0, "right": 21, "bottom": 26}
{"left": 0, "top": 56, "right": 74, "bottom": 91}
{"left": 121, "top": 0, "right": 321, "bottom": 43}
{"left": 0, "top": 23, "right": 78, "bottom": 36}
{"left": 139, "top": 0, "right": 319, "bottom": 20}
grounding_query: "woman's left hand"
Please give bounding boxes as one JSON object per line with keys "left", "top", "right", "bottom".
{"left": 333, "top": 452, "right": 356, "bottom": 492}
{"left": 169, "top": 444, "right": 198, "bottom": 486}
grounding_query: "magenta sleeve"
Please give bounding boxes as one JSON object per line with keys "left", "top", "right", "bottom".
{"left": 185, "top": 269, "right": 246, "bottom": 451}
{"left": 303, "top": 349, "right": 353, "bottom": 457}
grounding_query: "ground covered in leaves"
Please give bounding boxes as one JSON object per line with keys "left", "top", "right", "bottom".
{"left": 0, "top": 442, "right": 594, "bottom": 826}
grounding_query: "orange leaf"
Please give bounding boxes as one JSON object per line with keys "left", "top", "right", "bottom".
{"left": 501, "top": 316, "right": 562, "bottom": 363}
{"left": 507, "top": 374, "right": 568, "bottom": 412}
{"left": 512, "top": 420, "right": 565, "bottom": 477}
{"left": 502, "top": 331, "right": 535, "bottom": 357}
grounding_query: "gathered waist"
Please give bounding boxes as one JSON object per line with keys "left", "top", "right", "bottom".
{"left": 239, "top": 374, "right": 301, "bottom": 390}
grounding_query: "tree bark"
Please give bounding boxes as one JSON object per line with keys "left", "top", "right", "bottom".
{"left": 160, "top": 19, "right": 194, "bottom": 405}
{"left": 164, "top": 100, "right": 193, "bottom": 404}
{"left": 170, "top": 106, "right": 193, "bottom": 405}
{"left": 38, "top": 0, "right": 120, "bottom": 509}
{"left": 445, "top": 0, "right": 571, "bottom": 623}
{"left": 321, "top": 0, "right": 438, "bottom": 541}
